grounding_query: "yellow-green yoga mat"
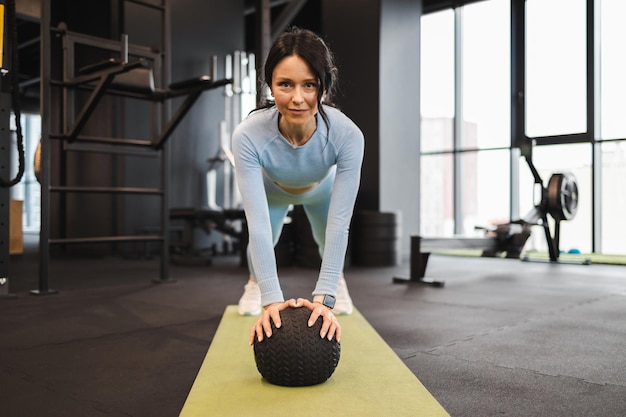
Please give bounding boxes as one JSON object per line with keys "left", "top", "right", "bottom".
{"left": 180, "top": 306, "right": 449, "bottom": 417}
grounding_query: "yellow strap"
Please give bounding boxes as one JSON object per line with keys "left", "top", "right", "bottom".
{"left": 0, "top": 5, "right": 4, "bottom": 68}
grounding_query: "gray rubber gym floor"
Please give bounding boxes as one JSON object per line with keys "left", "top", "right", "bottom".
{"left": 2, "top": 235, "right": 625, "bottom": 417}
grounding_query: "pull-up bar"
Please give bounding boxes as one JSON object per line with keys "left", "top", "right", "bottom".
{"left": 52, "top": 28, "right": 232, "bottom": 149}
{"left": 57, "top": 57, "right": 231, "bottom": 148}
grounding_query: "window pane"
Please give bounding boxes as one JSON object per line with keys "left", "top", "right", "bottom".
{"left": 421, "top": 154, "right": 454, "bottom": 237}
{"left": 518, "top": 143, "right": 591, "bottom": 254}
{"left": 421, "top": 117, "right": 453, "bottom": 154}
{"left": 600, "top": 0, "right": 626, "bottom": 140}
{"left": 461, "top": 0, "right": 510, "bottom": 149}
{"left": 525, "top": 0, "right": 587, "bottom": 137}
{"left": 600, "top": 141, "right": 626, "bottom": 254}
{"left": 461, "top": 150, "right": 511, "bottom": 235}
{"left": 11, "top": 113, "right": 41, "bottom": 232}
{"left": 421, "top": 10, "right": 454, "bottom": 152}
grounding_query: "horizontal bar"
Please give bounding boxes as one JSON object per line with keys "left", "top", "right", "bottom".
{"left": 19, "top": 77, "right": 41, "bottom": 89}
{"left": 65, "top": 59, "right": 148, "bottom": 87}
{"left": 53, "top": 26, "right": 158, "bottom": 59}
{"left": 62, "top": 142, "right": 160, "bottom": 158}
{"left": 19, "top": 35, "right": 42, "bottom": 50}
{"left": 419, "top": 237, "right": 496, "bottom": 251}
{"left": 50, "top": 133, "right": 155, "bottom": 147}
{"left": 49, "top": 77, "right": 231, "bottom": 102}
{"left": 50, "top": 235, "right": 163, "bottom": 245}
{"left": 49, "top": 79, "right": 166, "bottom": 101}
{"left": 164, "top": 77, "right": 232, "bottom": 99}
{"left": 527, "top": 132, "right": 591, "bottom": 146}
{"left": 125, "top": 0, "right": 166, "bottom": 12}
{"left": 50, "top": 186, "right": 163, "bottom": 195}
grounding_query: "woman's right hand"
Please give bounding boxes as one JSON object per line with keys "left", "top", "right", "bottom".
{"left": 249, "top": 298, "right": 300, "bottom": 345}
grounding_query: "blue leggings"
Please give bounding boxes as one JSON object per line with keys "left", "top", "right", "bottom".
{"left": 247, "top": 168, "right": 335, "bottom": 279}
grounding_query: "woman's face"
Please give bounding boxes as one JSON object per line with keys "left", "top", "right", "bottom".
{"left": 270, "top": 54, "right": 319, "bottom": 129}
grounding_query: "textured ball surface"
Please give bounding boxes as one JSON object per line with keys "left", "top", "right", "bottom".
{"left": 253, "top": 307, "right": 341, "bottom": 387}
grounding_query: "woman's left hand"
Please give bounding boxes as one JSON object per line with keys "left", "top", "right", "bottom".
{"left": 296, "top": 298, "right": 341, "bottom": 342}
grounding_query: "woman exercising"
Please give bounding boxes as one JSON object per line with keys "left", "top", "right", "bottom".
{"left": 232, "top": 27, "right": 364, "bottom": 345}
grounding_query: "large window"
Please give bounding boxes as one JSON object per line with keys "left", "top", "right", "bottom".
{"left": 461, "top": 0, "right": 510, "bottom": 149}
{"left": 420, "top": 10, "right": 455, "bottom": 235}
{"left": 525, "top": 0, "right": 587, "bottom": 138}
{"left": 421, "top": 0, "right": 510, "bottom": 237}
{"left": 420, "top": 0, "right": 625, "bottom": 257}
{"left": 10, "top": 113, "right": 41, "bottom": 232}
{"left": 597, "top": 0, "right": 626, "bottom": 254}
{"left": 464, "top": 149, "right": 511, "bottom": 231}
{"left": 599, "top": 0, "right": 626, "bottom": 140}
{"left": 420, "top": 10, "right": 454, "bottom": 153}
{"left": 420, "top": 153, "right": 454, "bottom": 236}
{"left": 600, "top": 141, "right": 626, "bottom": 254}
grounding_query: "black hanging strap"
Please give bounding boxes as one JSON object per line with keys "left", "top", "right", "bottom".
{"left": 0, "top": 0, "right": 25, "bottom": 188}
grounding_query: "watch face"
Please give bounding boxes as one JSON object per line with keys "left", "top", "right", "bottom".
{"left": 323, "top": 294, "right": 336, "bottom": 309}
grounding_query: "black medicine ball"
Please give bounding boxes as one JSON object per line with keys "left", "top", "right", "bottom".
{"left": 253, "top": 306, "right": 341, "bottom": 387}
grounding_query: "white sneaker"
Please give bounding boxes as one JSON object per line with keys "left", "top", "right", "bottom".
{"left": 334, "top": 276, "right": 353, "bottom": 315}
{"left": 238, "top": 281, "right": 262, "bottom": 316}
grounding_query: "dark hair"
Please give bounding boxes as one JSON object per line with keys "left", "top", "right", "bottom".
{"left": 259, "top": 27, "right": 339, "bottom": 131}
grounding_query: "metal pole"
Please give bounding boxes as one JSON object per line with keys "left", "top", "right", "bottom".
{"left": 510, "top": 0, "right": 525, "bottom": 222}
{"left": 223, "top": 55, "right": 233, "bottom": 209}
{"left": 32, "top": 0, "right": 56, "bottom": 295}
{"left": 255, "top": 0, "right": 271, "bottom": 106}
{"left": 453, "top": 8, "right": 463, "bottom": 235}
{"left": 0, "top": 0, "right": 15, "bottom": 298}
{"left": 156, "top": 0, "right": 173, "bottom": 283}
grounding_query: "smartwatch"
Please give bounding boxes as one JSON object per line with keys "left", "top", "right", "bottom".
{"left": 321, "top": 294, "right": 336, "bottom": 309}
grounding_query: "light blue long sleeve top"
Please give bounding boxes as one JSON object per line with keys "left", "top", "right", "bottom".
{"left": 232, "top": 105, "right": 365, "bottom": 306}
